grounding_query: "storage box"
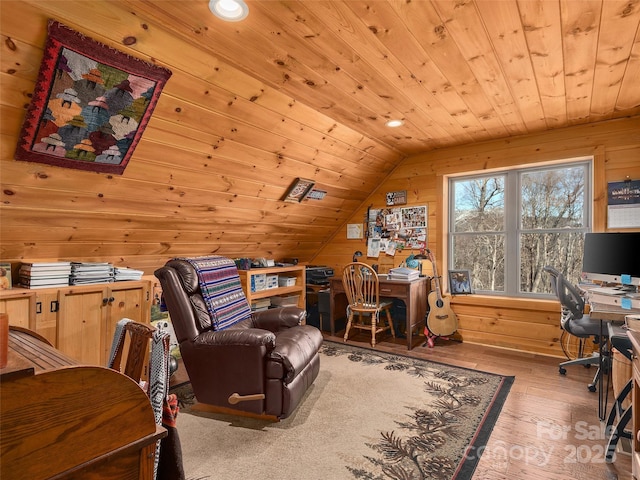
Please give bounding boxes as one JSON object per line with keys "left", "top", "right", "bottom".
{"left": 250, "top": 274, "right": 266, "bottom": 292}
{"left": 278, "top": 276, "right": 296, "bottom": 287}
{"left": 266, "top": 274, "right": 279, "bottom": 289}
{"left": 271, "top": 295, "right": 299, "bottom": 307}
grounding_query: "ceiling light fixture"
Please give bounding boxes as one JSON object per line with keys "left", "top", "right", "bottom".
{"left": 385, "top": 119, "right": 404, "bottom": 128}
{"left": 209, "top": 0, "right": 249, "bottom": 22}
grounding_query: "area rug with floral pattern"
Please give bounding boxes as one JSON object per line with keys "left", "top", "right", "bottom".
{"left": 172, "top": 340, "right": 513, "bottom": 480}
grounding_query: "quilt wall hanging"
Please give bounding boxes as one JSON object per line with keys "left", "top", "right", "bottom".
{"left": 14, "top": 20, "right": 172, "bottom": 175}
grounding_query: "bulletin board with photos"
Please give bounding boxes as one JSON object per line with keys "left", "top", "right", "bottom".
{"left": 365, "top": 205, "right": 427, "bottom": 258}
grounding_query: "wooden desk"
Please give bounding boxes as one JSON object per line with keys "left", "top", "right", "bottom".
{"left": 589, "top": 303, "right": 640, "bottom": 420}
{"left": 628, "top": 330, "right": 640, "bottom": 478}
{"left": 589, "top": 302, "right": 635, "bottom": 322}
{"left": 329, "top": 276, "right": 428, "bottom": 350}
{"left": 1, "top": 327, "right": 166, "bottom": 480}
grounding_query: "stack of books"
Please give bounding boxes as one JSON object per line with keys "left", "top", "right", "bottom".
{"left": 388, "top": 267, "right": 420, "bottom": 282}
{"left": 70, "top": 262, "right": 114, "bottom": 285}
{"left": 19, "top": 262, "right": 72, "bottom": 289}
{"left": 114, "top": 267, "right": 144, "bottom": 281}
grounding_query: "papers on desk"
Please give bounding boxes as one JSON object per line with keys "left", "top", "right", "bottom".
{"left": 589, "top": 286, "right": 627, "bottom": 296}
{"left": 589, "top": 291, "right": 640, "bottom": 311}
{"left": 387, "top": 267, "right": 420, "bottom": 282}
{"left": 581, "top": 284, "right": 640, "bottom": 311}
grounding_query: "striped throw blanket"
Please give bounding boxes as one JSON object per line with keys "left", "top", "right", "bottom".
{"left": 179, "top": 256, "right": 252, "bottom": 330}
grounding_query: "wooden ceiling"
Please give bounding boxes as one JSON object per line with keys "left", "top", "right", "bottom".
{"left": 1, "top": 0, "right": 640, "bottom": 268}
{"left": 132, "top": 0, "right": 640, "bottom": 155}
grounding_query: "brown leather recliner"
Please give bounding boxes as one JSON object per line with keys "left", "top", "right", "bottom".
{"left": 154, "top": 259, "right": 322, "bottom": 420}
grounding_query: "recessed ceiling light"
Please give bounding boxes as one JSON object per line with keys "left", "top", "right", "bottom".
{"left": 209, "top": 0, "right": 249, "bottom": 22}
{"left": 385, "top": 119, "right": 404, "bottom": 128}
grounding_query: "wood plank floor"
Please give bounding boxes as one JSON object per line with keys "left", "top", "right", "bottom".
{"left": 324, "top": 330, "right": 632, "bottom": 480}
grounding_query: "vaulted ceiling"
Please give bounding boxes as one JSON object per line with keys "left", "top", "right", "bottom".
{"left": 133, "top": 0, "right": 640, "bottom": 155}
{"left": 1, "top": 0, "right": 640, "bottom": 268}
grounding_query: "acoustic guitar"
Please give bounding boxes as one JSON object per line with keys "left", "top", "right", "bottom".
{"left": 424, "top": 249, "right": 457, "bottom": 346}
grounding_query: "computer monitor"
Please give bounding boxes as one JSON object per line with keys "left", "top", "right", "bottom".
{"left": 582, "top": 232, "right": 640, "bottom": 285}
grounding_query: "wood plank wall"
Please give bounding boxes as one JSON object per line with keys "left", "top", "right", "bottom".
{"left": 0, "top": 0, "right": 404, "bottom": 275}
{"left": 312, "top": 116, "right": 640, "bottom": 356}
{"left": 1, "top": 0, "right": 639, "bottom": 356}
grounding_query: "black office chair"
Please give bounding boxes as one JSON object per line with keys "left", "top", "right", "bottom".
{"left": 544, "top": 266, "right": 607, "bottom": 392}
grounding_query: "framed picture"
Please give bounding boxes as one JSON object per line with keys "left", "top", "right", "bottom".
{"left": 386, "top": 190, "right": 407, "bottom": 206}
{"left": 283, "top": 178, "right": 316, "bottom": 203}
{"left": 14, "top": 20, "right": 172, "bottom": 175}
{"left": 346, "top": 223, "right": 364, "bottom": 239}
{"left": 0, "top": 263, "right": 12, "bottom": 290}
{"left": 449, "top": 269, "right": 472, "bottom": 294}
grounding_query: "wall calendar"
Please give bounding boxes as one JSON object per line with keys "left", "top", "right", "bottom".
{"left": 608, "top": 179, "right": 640, "bottom": 228}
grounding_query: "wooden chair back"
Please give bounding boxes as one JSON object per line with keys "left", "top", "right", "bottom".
{"left": 109, "top": 321, "right": 155, "bottom": 384}
{"left": 342, "top": 262, "right": 383, "bottom": 313}
{"left": 342, "top": 262, "right": 395, "bottom": 347}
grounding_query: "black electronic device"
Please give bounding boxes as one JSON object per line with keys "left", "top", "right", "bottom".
{"left": 582, "top": 232, "right": 640, "bottom": 285}
{"left": 306, "top": 265, "right": 334, "bottom": 285}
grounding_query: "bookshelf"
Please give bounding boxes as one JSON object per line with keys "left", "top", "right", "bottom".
{"left": 237, "top": 266, "right": 306, "bottom": 310}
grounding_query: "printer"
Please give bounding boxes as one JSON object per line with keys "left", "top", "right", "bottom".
{"left": 306, "top": 265, "right": 334, "bottom": 285}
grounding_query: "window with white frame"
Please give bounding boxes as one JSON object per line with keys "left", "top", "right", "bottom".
{"left": 448, "top": 159, "right": 591, "bottom": 296}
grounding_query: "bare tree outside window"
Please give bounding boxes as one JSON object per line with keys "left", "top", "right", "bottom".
{"left": 451, "top": 176, "right": 506, "bottom": 292}
{"left": 449, "top": 161, "right": 591, "bottom": 297}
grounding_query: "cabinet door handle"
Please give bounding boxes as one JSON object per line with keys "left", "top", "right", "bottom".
{"left": 36, "top": 301, "right": 42, "bottom": 314}
{"left": 102, "top": 297, "right": 109, "bottom": 305}
{"left": 50, "top": 301, "right": 59, "bottom": 313}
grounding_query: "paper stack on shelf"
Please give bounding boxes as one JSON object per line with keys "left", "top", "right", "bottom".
{"left": 250, "top": 298, "right": 271, "bottom": 312}
{"left": 388, "top": 267, "right": 420, "bottom": 282}
{"left": 114, "top": 267, "right": 144, "bottom": 281}
{"left": 70, "top": 262, "right": 114, "bottom": 285}
{"left": 19, "top": 261, "right": 72, "bottom": 288}
{"left": 582, "top": 285, "right": 628, "bottom": 296}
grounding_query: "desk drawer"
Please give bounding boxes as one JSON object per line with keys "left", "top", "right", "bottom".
{"left": 379, "top": 283, "right": 407, "bottom": 298}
